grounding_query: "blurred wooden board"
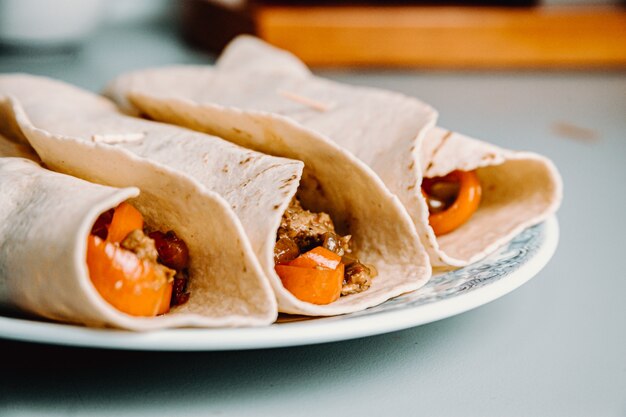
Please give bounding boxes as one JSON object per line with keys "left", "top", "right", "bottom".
{"left": 182, "top": 1, "right": 626, "bottom": 68}
{"left": 256, "top": 6, "right": 626, "bottom": 68}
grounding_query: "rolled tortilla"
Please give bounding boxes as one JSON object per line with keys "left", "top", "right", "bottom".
{"left": 0, "top": 131, "right": 39, "bottom": 161}
{"left": 105, "top": 35, "right": 562, "bottom": 267}
{"left": 0, "top": 75, "right": 431, "bottom": 316}
{"left": 0, "top": 151, "right": 277, "bottom": 329}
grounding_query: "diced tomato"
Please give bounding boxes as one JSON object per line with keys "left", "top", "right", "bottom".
{"left": 149, "top": 231, "right": 189, "bottom": 270}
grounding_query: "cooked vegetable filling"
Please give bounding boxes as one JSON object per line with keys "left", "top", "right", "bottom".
{"left": 274, "top": 198, "right": 375, "bottom": 304}
{"left": 87, "top": 202, "right": 190, "bottom": 316}
{"left": 422, "top": 170, "right": 482, "bottom": 236}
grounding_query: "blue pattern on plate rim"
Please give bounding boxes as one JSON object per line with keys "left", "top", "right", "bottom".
{"left": 355, "top": 222, "right": 545, "bottom": 317}
{"left": 279, "top": 222, "right": 546, "bottom": 323}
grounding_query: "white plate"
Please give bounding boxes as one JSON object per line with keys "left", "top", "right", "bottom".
{"left": 0, "top": 217, "right": 558, "bottom": 351}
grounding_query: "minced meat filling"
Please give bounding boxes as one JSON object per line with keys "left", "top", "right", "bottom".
{"left": 342, "top": 260, "right": 374, "bottom": 296}
{"left": 277, "top": 198, "right": 335, "bottom": 251}
{"left": 121, "top": 229, "right": 176, "bottom": 282}
{"left": 121, "top": 229, "right": 159, "bottom": 262}
{"left": 276, "top": 197, "right": 375, "bottom": 296}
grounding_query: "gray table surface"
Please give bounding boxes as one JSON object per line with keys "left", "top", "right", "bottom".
{"left": 1, "top": 21, "right": 625, "bottom": 417}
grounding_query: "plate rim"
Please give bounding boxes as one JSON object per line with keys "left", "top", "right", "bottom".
{"left": 0, "top": 217, "right": 559, "bottom": 351}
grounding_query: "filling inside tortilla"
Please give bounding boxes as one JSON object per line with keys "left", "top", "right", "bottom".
{"left": 273, "top": 198, "right": 376, "bottom": 305}
{"left": 422, "top": 170, "right": 482, "bottom": 236}
{"left": 87, "top": 202, "right": 190, "bottom": 317}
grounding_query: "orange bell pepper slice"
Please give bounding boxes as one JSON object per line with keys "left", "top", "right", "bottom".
{"left": 87, "top": 235, "right": 173, "bottom": 316}
{"left": 106, "top": 202, "right": 144, "bottom": 244}
{"left": 276, "top": 263, "right": 344, "bottom": 305}
{"left": 288, "top": 246, "right": 342, "bottom": 270}
{"left": 423, "top": 170, "right": 482, "bottom": 236}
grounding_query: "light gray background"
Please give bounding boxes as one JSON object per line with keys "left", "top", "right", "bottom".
{"left": 0, "top": 19, "right": 624, "bottom": 417}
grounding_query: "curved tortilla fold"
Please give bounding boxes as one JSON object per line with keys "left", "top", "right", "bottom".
{"left": 0, "top": 75, "right": 431, "bottom": 316}
{"left": 0, "top": 130, "right": 39, "bottom": 162}
{"left": 105, "top": 35, "right": 562, "bottom": 267}
{"left": 0, "top": 151, "right": 276, "bottom": 330}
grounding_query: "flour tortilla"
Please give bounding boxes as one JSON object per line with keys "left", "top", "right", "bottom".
{"left": 0, "top": 75, "right": 431, "bottom": 316}
{"left": 0, "top": 153, "right": 276, "bottom": 329}
{"left": 105, "top": 35, "right": 562, "bottom": 267}
{"left": 0, "top": 131, "right": 38, "bottom": 161}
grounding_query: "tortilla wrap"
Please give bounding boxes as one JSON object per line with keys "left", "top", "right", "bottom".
{"left": 0, "top": 148, "right": 276, "bottom": 329}
{"left": 0, "top": 131, "right": 39, "bottom": 161}
{"left": 105, "top": 35, "right": 562, "bottom": 267}
{"left": 0, "top": 75, "right": 431, "bottom": 316}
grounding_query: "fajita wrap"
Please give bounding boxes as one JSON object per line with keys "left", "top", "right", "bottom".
{"left": 0, "top": 136, "right": 277, "bottom": 329}
{"left": 0, "top": 75, "right": 431, "bottom": 316}
{"left": 105, "top": 36, "right": 562, "bottom": 268}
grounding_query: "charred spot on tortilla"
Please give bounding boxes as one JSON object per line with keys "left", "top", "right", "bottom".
{"left": 239, "top": 156, "right": 254, "bottom": 165}
{"left": 282, "top": 174, "right": 298, "bottom": 185}
{"left": 422, "top": 170, "right": 482, "bottom": 236}
{"left": 425, "top": 131, "right": 453, "bottom": 175}
{"left": 274, "top": 197, "right": 375, "bottom": 304}
{"left": 86, "top": 202, "right": 190, "bottom": 317}
{"left": 279, "top": 181, "right": 294, "bottom": 190}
